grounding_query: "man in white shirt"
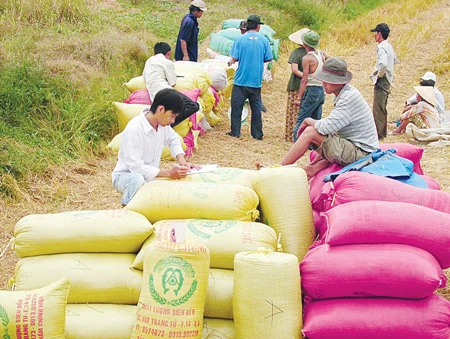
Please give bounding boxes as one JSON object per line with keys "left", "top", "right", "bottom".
{"left": 370, "top": 23, "right": 399, "bottom": 139}
{"left": 142, "top": 42, "right": 199, "bottom": 127}
{"left": 112, "top": 88, "right": 200, "bottom": 206}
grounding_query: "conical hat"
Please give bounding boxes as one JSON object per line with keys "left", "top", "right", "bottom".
{"left": 414, "top": 86, "right": 436, "bottom": 106}
{"left": 288, "top": 28, "right": 310, "bottom": 45}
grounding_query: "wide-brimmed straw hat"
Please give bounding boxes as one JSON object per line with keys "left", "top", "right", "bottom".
{"left": 414, "top": 86, "right": 436, "bottom": 106}
{"left": 312, "top": 57, "right": 353, "bottom": 84}
{"left": 288, "top": 28, "right": 310, "bottom": 45}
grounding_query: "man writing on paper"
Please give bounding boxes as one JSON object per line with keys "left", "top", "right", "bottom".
{"left": 112, "top": 88, "right": 200, "bottom": 206}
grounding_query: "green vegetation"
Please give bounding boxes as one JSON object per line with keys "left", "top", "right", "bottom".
{"left": 0, "top": 0, "right": 440, "bottom": 200}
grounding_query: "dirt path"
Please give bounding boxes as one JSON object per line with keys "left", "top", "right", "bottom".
{"left": 1, "top": 0, "right": 450, "bottom": 289}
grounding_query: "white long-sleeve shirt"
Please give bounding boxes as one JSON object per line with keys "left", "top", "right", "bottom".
{"left": 112, "top": 110, "right": 184, "bottom": 183}
{"left": 142, "top": 53, "right": 177, "bottom": 101}
{"left": 371, "top": 39, "right": 399, "bottom": 84}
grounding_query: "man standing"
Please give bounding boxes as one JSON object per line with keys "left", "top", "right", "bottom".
{"left": 175, "top": 0, "right": 207, "bottom": 62}
{"left": 370, "top": 23, "right": 399, "bottom": 139}
{"left": 112, "top": 88, "right": 200, "bottom": 206}
{"left": 277, "top": 58, "right": 379, "bottom": 178}
{"left": 285, "top": 28, "right": 309, "bottom": 141}
{"left": 226, "top": 14, "right": 273, "bottom": 140}
{"left": 143, "top": 42, "right": 199, "bottom": 127}
{"left": 293, "top": 30, "right": 328, "bottom": 141}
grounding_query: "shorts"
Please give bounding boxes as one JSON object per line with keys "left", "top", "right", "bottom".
{"left": 314, "top": 135, "right": 370, "bottom": 167}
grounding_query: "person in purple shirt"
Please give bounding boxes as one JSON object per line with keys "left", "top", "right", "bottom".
{"left": 175, "top": 0, "right": 207, "bottom": 62}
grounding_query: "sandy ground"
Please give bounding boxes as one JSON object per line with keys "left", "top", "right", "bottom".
{"left": 1, "top": 0, "right": 450, "bottom": 300}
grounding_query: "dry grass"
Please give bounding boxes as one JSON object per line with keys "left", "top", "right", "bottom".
{"left": 1, "top": 0, "right": 450, "bottom": 305}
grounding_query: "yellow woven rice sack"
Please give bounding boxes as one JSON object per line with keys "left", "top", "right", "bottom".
{"left": 11, "top": 253, "right": 142, "bottom": 304}
{"left": 213, "top": 92, "right": 226, "bottom": 114}
{"left": 124, "top": 76, "right": 146, "bottom": 92}
{"left": 251, "top": 167, "right": 315, "bottom": 261}
{"left": 204, "top": 110, "right": 221, "bottom": 127}
{"left": 173, "top": 116, "right": 192, "bottom": 138}
{"left": 107, "top": 132, "right": 122, "bottom": 152}
{"left": 191, "top": 129, "right": 200, "bottom": 149}
{"left": 174, "top": 61, "right": 212, "bottom": 95}
{"left": 202, "top": 318, "right": 235, "bottom": 339}
{"left": 222, "top": 79, "right": 233, "bottom": 99}
{"left": 180, "top": 167, "right": 256, "bottom": 188}
{"left": 0, "top": 276, "right": 69, "bottom": 339}
{"left": 66, "top": 304, "right": 136, "bottom": 339}
{"left": 205, "top": 268, "right": 233, "bottom": 320}
{"left": 200, "top": 87, "right": 216, "bottom": 114}
{"left": 233, "top": 249, "right": 302, "bottom": 338}
{"left": 132, "top": 219, "right": 277, "bottom": 270}
{"left": 174, "top": 76, "right": 199, "bottom": 93}
{"left": 113, "top": 102, "right": 149, "bottom": 133}
{"left": 125, "top": 181, "right": 260, "bottom": 224}
{"left": 131, "top": 241, "right": 210, "bottom": 339}
{"left": 13, "top": 209, "right": 153, "bottom": 258}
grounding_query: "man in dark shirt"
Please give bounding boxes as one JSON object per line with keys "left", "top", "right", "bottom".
{"left": 175, "top": 0, "right": 207, "bottom": 62}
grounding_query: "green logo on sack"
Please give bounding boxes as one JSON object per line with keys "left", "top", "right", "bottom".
{"left": 187, "top": 220, "right": 237, "bottom": 239}
{"left": 0, "top": 304, "right": 11, "bottom": 339}
{"left": 149, "top": 256, "right": 197, "bottom": 306}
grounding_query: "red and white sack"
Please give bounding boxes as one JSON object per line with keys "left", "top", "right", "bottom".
{"left": 300, "top": 243, "right": 446, "bottom": 300}
{"left": 321, "top": 200, "right": 450, "bottom": 268}
{"left": 312, "top": 171, "right": 450, "bottom": 213}
{"left": 303, "top": 295, "right": 450, "bottom": 339}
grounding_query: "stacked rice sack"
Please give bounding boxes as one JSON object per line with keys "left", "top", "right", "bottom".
{"left": 309, "top": 143, "right": 441, "bottom": 237}
{"left": 10, "top": 209, "right": 154, "bottom": 339}
{"left": 301, "top": 144, "right": 450, "bottom": 338}
{"left": 115, "top": 60, "right": 225, "bottom": 137}
{"left": 6, "top": 167, "right": 316, "bottom": 338}
{"left": 125, "top": 166, "right": 314, "bottom": 338}
{"left": 208, "top": 19, "right": 279, "bottom": 82}
{"left": 124, "top": 177, "right": 270, "bottom": 336}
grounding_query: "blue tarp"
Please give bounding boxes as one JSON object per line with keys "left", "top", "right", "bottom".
{"left": 323, "top": 149, "right": 428, "bottom": 188}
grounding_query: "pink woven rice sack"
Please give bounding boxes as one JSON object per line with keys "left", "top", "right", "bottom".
{"left": 300, "top": 243, "right": 446, "bottom": 300}
{"left": 420, "top": 174, "right": 441, "bottom": 190}
{"left": 312, "top": 171, "right": 450, "bottom": 213}
{"left": 124, "top": 89, "right": 152, "bottom": 105}
{"left": 312, "top": 209, "right": 326, "bottom": 240}
{"left": 322, "top": 200, "right": 450, "bottom": 268}
{"left": 303, "top": 295, "right": 450, "bottom": 339}
{"left": 309, "top": 163, "right": 341, "bottom": 205}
